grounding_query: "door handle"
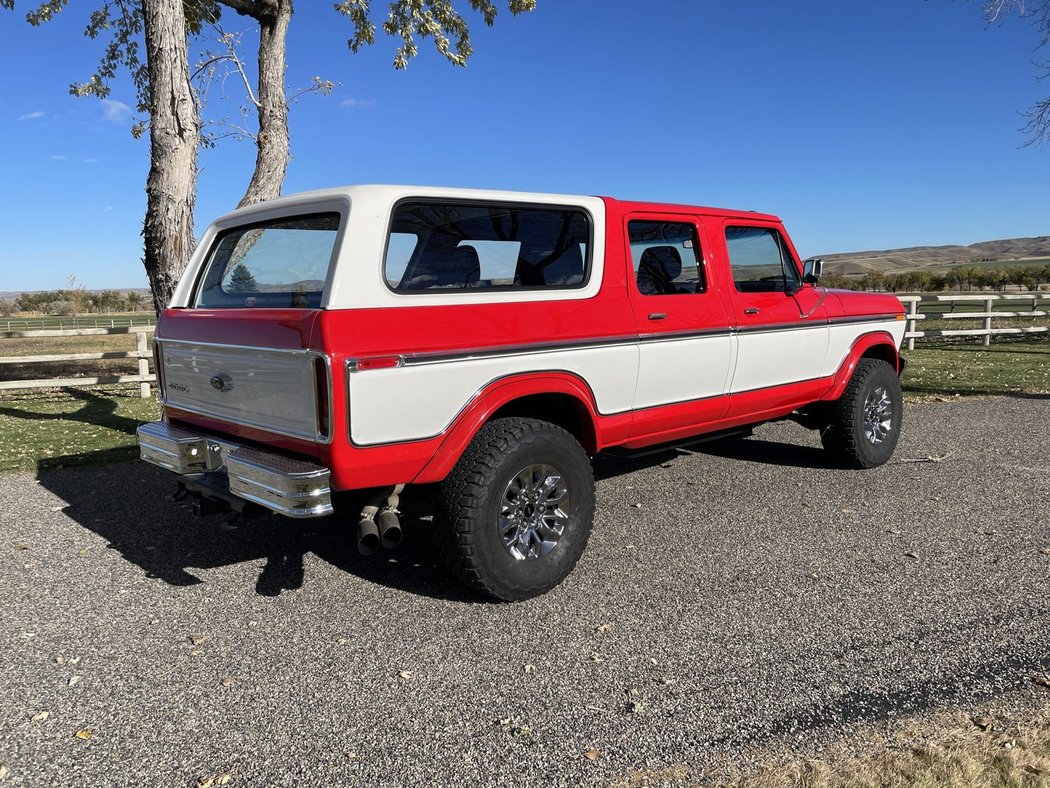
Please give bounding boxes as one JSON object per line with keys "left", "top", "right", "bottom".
{"left": 744, "top": 307, "right": 760, "bottom": 315}
{"left": 647, "top": 313, "right": 667, "bottom": 320}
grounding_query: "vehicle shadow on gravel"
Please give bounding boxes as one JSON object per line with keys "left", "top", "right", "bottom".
{"left": 36, "top": 457, "right": 480, "bottom": 603}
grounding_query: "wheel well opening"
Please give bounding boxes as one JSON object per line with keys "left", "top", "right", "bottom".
{"left": 861, "top": 343, "right": 900, "bottom": 374}
{"left": 489, "top": 394, "right": 597, "bottom": 454}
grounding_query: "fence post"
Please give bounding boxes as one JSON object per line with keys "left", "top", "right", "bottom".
{"left": 137, "top": 331, "right": 151, "bottom": 399}
{"left": 983, "top": 298, "right": 993, "bottom": 347}
{"left": 906, "top": 299, "right": 919, "bottom": 351}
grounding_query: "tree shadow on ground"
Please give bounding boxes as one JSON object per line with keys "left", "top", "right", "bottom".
{"left": 37, "top": 454, "right": 479, "bottom": 603}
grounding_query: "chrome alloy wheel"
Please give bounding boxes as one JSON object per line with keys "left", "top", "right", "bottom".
{"left": 498, "top": 464, "right": 570, "bottom": 561}
{"left": 863, "top": 385, "right": 893, "bottom": 445}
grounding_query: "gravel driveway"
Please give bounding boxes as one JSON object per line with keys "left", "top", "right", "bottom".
{"left": 2, "top": 396, "right": 1048, "bottom": 787}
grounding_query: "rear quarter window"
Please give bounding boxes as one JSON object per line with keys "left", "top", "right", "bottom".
{"left": 384, "top": 201, "right": 591, "bottom": 292}
{"left": 194, "top": 213, "right": 340, "bottom": 308}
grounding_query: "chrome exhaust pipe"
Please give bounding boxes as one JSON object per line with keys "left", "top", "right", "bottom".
{"left": 357, "top": 516, "right": 379, "bottom": 556}
{"left": 378, "top": 509, "right": 402, "bottom": 550}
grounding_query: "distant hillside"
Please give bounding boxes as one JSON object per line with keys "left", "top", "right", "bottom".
{"left": 821, "top": 236, "right": 1050, "bottom": 276}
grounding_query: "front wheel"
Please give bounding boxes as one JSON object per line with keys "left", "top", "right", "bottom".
{"left": 438, "top": 418, "right": 595, "bottom": 601}
{"left": 821, "top": 358, "right": 903, "bottom": 469}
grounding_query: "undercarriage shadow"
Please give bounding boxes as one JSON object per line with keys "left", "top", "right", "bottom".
{"left": 37, "top": 455, "right": 477, "bottom": 602}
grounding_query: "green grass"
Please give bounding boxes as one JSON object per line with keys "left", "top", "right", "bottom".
{"left": 902, "top": 341, "right": 1050, "bottom": 397}
{"left": 0, "top": 386, "right": 159, "bottom": 474}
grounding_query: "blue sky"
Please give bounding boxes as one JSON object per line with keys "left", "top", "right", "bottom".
{"left": 1, "top": 0, "right": 1047, "bottom": 291}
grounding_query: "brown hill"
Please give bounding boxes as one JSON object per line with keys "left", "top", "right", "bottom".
{"left": 821, "top": 236, "right": 1050, "bottom": 276}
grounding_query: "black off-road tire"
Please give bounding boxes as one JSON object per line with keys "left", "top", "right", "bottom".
{"left": 438, "top": 417, "right": 595, "bottom": 602}
{"left": 821, "top": 358, "right": 903, "bottom": 469}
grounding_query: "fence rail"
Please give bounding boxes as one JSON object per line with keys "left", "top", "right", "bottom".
{"left": 0, "top": 315, "right": 155, "bottom": 332}
{"left": 898, "top": 293, "right": 1049, "bottom": 350}
{"left": 0, "top": 326, "right": 155, "bottom": 398}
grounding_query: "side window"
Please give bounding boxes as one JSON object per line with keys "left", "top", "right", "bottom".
{"left": 628, "top": 220, "right": 705, "bottom": 296}
{"left": 385, "top": 202, "right": 590, "bottom": 291}
{"left": 724, "top": 226, "right": 801, "bottom": 293}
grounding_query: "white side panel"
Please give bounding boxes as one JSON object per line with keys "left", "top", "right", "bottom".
{"left": 821, "top": 319, "right": 906, "bottom": 376}
{"left": 160, "top": 342, "right": 321, "bottom": 440}
{"left": 731, "top": 325, "right": 829, "bottom": 392}
{"left": 348, "top": 346, "right": 638, "bottom": 446}
{"left": 633, "top": 336, "right": 733, "bottom": 409}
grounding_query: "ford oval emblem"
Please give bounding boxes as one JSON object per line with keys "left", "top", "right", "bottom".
{"left": 210, "top": 373, "right": 235, "bottom": 393}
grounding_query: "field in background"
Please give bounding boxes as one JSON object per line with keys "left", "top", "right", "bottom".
{"left": 1, "top": 312, "right": 155, "bottom": 332}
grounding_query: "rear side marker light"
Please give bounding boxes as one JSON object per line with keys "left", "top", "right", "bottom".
{"left": 352, "top": 356, "right": 403, "bottom": 372}
{"left": 314, "top": 357, "right": 331, "bottom": 440}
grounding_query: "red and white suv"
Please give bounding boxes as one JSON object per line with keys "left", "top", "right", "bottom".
{"left": 138, "top": 185, "right": 906, "bottom": 600}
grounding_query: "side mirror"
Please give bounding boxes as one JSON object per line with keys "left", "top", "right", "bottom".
{"left": 803, "top": 257, "right": 823, "bottom": 285}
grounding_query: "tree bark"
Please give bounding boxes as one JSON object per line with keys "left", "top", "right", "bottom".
{"left": 237, "top": 0, "right": 292, "bottom": 207}
{"left": 142, "top": 0, "right": 199, "bottom": 313}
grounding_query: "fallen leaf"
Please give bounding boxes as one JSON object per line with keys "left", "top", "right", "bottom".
{"left": 972, "top": 715, "right": 994, "bottom": 731}
{"left": 54, "top": 656, "right": 65, "bottom": 665}
{"left": 630, "top": 503, "right": 643, "bottom": 509}
{"left": 74, "top": 728, "right": 93, "bottom": 740}
{"left": 0, "top": 764, "right": 8, "bottom": 780}
{"left": 68, "top": 657, "right": 80, "bottom": 665}
{"left": 583, "top": 749, "right": 600, "bottom": 761}
{"left": 498, "top": 718, "right": 511, "bottom": 726}
{"left": 31, "top": 711, "right": 49, "bottom": 723}
{"left": 806, "top": 572, "right": 819, "bottom": 581}
{"left": 594, "top": 623, "right": 612, "bottom": 634}
{"left": 398, "top": 670, "right": 412, "bottom": 680}
{"left": 221, "top": 677, "right": 235, "bottom": 688}
{"left": 627, "top": 700, "right": 645, "bottom": 714}
{"left": 888, "top": 528, "right": 902, "bottom": 535}
{"left": 523, "top": 664, "right": 535, "bottom": 674}
{"left": 336, "top": 638, "right": 348, "bottom": 645}
{"left": 191, "top": 650, "right": 203, "bottom": 657}
{"left": 16, "top": 544, "right": 28, "bottom": 551}
{"left": 840, "top": 508, "right": 854, "bottom": 513}
{"left": 626, "top": 688, "right": 640, "bottom": 697}
{"left": 189, "top": 634, "right": 207, "bottom": 646}
{"left": 656, "top": 677, "right": 676, "bottom": 686}
{"left": 1032, "top": 675, "right": 1050, "bottom": 689}
{"left": 248, "top": 621, "right": 258, "bottom": 628}
{"left": 904, "top": 551, "right": 919, "bottom": 559}
{"left": 1040, "top": 548, "right": 1050, "bottom": 556}
{"left": 514, "top": 725, "right": 532, "bottom": 737}
{"left": 589, "top": 654, "right": 604, "bottom": 663}
{"left": 68, "top": 676, "right": 81, "bottom": 687}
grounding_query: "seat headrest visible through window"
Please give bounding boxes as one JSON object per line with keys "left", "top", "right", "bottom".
{"left": 402, "top": 244, "right": 481, "bottom": 289}
{"left": 515, "top": 243, "right": 585, "bottom": 287}
{"left": 637, "top": 246, "right": 683, "bottom": 294}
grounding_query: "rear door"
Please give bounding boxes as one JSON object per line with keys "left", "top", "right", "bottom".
{"left": 720, "top": 222, "right": 829, "bottom": 415}
{"left": 626, "top": 213, "right": 734, "bottom": 437}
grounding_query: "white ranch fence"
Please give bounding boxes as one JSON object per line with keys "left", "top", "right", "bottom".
{"left": 898, "top": 293, "right": 1050, "bottom": 351}
{"left": 1, "top": 296, "right": 1047, "bottom": 398}
{"left": 0, "top": 326, "right": 155, "bottom": 398}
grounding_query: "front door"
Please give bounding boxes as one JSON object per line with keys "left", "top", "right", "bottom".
{"left": 721, "top": 222, "right": 829, "bottom": 416}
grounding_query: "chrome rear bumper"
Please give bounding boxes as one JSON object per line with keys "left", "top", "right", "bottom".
{"left": 136, "top": 421, "right": 333, "bottom": 519}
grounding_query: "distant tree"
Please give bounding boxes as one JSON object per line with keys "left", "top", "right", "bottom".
{"left": 228, "top": 263, "right": 258, "bottom": 292}
{"left": 930, "top": 274, "right": 949, "bottom": 291}
{"left": 45, "top": 300, "right": 75, "bottom": 316}
{"left": 126, "top": 291, "right": 146, "bottom": 311}
{"left": 0, "top": 299, "right": 14, "bottom": 317}
{"left": 66, "top": 274, "right": 88, "bottom": 315}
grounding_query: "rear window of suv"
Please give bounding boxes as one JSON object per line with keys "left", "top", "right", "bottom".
{"left": 385, "top": 201, "right": 591, "bottom": 292}
{"left": 194, "top": 213, "right": 340, "bottom": 308}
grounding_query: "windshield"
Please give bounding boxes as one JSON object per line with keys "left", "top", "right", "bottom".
{"left": 194, "top": 213, "right": 340, "bottom": 308}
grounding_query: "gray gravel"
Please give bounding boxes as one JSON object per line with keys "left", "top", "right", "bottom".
{"left": 1, "top": 396, "right": 1049, "bottom": 787}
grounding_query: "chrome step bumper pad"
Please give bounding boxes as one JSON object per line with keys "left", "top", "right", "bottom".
{"left": 136, "top": 421, "right": 333, "bottom": 519}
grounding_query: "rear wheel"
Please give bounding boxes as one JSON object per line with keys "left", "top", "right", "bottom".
{"left": 438, "top": 417, "right": 595, "bottom": 601}
{"left": 821, "top": 358, "right": 902, "bottom": 469}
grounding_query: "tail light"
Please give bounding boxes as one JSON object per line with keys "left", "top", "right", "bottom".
{"left": 153, "top": 341, "right": 166, "bottom": 399}
{"left": 313, "top": 356, "right": 331, "bottom": 440}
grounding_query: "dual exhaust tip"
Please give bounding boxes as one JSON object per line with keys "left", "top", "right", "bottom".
{"left": 357, "top": 509, "right": 401, "bottom": 556}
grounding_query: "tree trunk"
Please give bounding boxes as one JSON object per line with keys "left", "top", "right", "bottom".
{"left": 142, "top": 0, "right": 199, "bottom": 313}
{"left": 238, "top": 0, "right": 292, "bottom": 208}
